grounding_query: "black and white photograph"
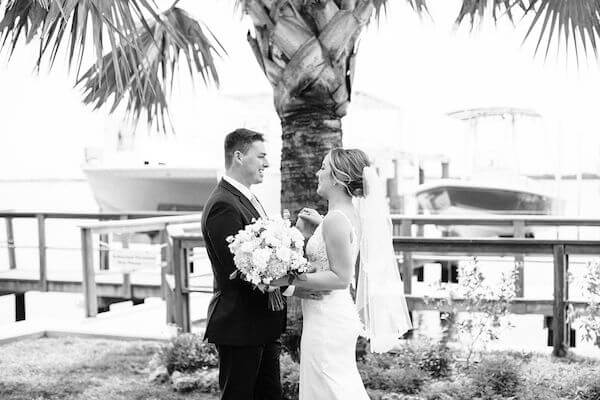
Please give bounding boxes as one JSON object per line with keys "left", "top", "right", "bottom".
{"left": 1, "top": 0, "right": 600, "bottom": 399}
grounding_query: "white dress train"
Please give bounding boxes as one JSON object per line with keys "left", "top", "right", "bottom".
{"left": 299, "top": 210, "right": 370, "bottom": 400}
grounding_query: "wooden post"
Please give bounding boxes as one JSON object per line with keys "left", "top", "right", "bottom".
{"left": 172, "top": 238, "right": 190, "bottom": 332}
{"left": 160, "top": 230, "right": 176, "bottom": 324}
{"left": 5, "top": 217, "right": 16, "bottom": 270}
{"left": 15, "top": 292, "right": 25, "bottom": 321}
{"left": 400, "top": 219, "right": 413, "bottom": 295}
{"left": 552, "top": 244, "right": 568, "bottom": 357}
{"left": 99, "top": 233, "right": 110, "bottom": 270}
{"left": 122, "top": 272, "right": 132, "bottom": 298}
{"left": 119, "top": 215, "right": 130, "bottom": 249}
{"left": 441, "top": 161, "right": 450, "bottom": 179}
{"left": 37, "top": 214, "right": 47, "bottom": 292}
{"left": 417, "top": 166, "right": 425, "bottom": 237}
{"left": 513, "top": 220, "right": 525, "bottom": 297}
{"left": 81, "top": 228, "right": 98, "bottom": 317}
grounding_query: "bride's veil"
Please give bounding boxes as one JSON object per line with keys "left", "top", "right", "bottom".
{"left": 354, "top": 166, "right": 412, "bottom": 353}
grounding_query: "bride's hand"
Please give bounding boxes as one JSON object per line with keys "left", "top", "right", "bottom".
{"left": 269, "top": 276, "right": 290, "bottom": 287}
{"left": 295, "top": 217, "right": 313, "bottom": 239}
{"left": 298, "top": 208, "right": 323, "bottom": 226}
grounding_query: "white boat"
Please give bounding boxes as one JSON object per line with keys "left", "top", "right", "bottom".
{"left": 415, "top": 180, "right": 558, "bottom": 237}
{"left": 82, "top": 164, "right": 219, "bottom": 212}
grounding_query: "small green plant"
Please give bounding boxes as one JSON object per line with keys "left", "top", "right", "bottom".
{"left": 280, "top": 353, "right": 300, "bottom": 400}
{"left": 417, "top": 345, "right": 452, "bottom": 379}
{"left": 570, "top": 261, "right": 600, "bottom": 348}
{"left": 426, "top": 258, "right": 517, "bottom": 366}
{"left": 281, "top": 314, "right": 302, "bottom": 363}
{"left": 157, "top": 333, "right": 218, "bottom": 374}
{"left": 576, "top": 374, "right": 600, "bottom": 400}
{"left": 422, "top": 377, "right": 476, "bottom": 400}
{"left": 358, "top": 362, "right": 428, "bottom": 394}
{"left": 469, "top": 356, "right": 522, "bottom": 398}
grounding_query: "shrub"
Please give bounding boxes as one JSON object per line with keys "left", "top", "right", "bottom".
{"left": 417, "top": 345, "right": 452, "bottom": 379}
{"left": 281, "top": 315, "right": 302, "bottom": 363}
{"left": 280, "top": 353, "right": 300, "bottom": 400}
{"left": 469, "top": 356, "right": 522, "bottom": 398}
{"left": 361, "top": 342, "right": 453, "bottom": 379}
{"left": 157, "top": 333, "right": 218, "bottom": 374}
{"left": 426, "top": 259, "right": 517, "bottom": 366}
{"left": 577, "top": 374, "right": 600, "bottom": 400}
{"left": 359, "top": 362, "right": 427, "bottom": 394}
{"left": 356, "top": 336, "right": 370, "bottom": 361}
{"left": 421, "top": 378, "right": 476, "bottom": 400}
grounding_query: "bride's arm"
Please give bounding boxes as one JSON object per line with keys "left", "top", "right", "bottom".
{"left": 289, "top": 213, "right": 354, "bottom": 291}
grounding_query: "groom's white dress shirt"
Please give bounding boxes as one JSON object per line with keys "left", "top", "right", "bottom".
{"left": 222, "top": 174, "right": 295, "bottom": 296}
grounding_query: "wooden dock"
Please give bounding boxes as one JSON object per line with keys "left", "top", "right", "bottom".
{"left": 0, "top": 210, "right": 209, "bottom": 326}
{"left": 4, "top": 211, "right": 600, "bottom": 355}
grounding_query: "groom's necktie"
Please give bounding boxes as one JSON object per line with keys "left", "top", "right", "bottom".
{"left": 250, "top": 194, "right": 267, "bottom": 218}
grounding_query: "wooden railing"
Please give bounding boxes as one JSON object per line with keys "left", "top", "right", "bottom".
{"left": 170, "top": 232, "right": 600, "bottom": 357}
{"left": 1, "top": 210, "right": 193, "bottom": 288}
{"left": 392, "top": 237, "right": 600, "bottom": 357}
{"left": 169, "top": 234, "right": 206, "bottom": 332}
{"left": 79, "top": 214, "right": 206, "bottom": 320}
{"left": 390, "top": 215, "right": 600, "bottom": 297}
{"left": 0, "top": 210, "right": 195, "bottom": 322}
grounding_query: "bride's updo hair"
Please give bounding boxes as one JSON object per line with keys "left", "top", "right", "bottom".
{"left": 328, "top": 148, "right": 371, "bottom": 197}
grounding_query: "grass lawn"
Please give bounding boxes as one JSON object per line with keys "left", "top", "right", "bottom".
{"left": 0, "top": 337, "right": 218, "bottom": 400}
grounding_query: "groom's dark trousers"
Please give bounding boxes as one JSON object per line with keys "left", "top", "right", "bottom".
{"left": 202, "top": 179, "right": 287, "bottom": 400}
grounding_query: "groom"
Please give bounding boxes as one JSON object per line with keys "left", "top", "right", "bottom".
{"left": 202, "top": 128, "right": 319, "bottom": 400}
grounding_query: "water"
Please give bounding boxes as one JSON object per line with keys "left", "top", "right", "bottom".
{"left": 1, "top": 179, "right": 600, "bottom": 357}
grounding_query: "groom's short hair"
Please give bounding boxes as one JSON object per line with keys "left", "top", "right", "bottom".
{"left": 224, "top": 128, "right": 265, "bottom": 168}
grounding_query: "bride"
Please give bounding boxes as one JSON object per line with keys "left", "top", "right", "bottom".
{"left": 271, "top": 148, "right": 412, "bottom": 400}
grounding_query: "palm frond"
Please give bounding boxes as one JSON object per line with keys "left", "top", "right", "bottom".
{"left": 371, "top": 0, "right": 429, "bottom": 23}
{"left": 0, "top": 0, "right": 47, "bottom": 56}
{"left": 0, "top": 0, "right": 165, "bottom": 77}
{"left": 456, "top": 0, "right": 600, "bottom": 61}
{"left": 77, "top": 6, "right": 224, "bottom": 132}
{"left": 455, "top": 0, "right": 529, "bottom": 27}
{"left": 523, "top": 0, "right": 600, "bottom": 61}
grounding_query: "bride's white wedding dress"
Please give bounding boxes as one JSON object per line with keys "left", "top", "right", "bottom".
{"left": 299, "top": 210, "right": 370, "bottom": 400}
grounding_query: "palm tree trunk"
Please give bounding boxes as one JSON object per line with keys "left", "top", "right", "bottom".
{"left": 242, "top": 0, "right": 374, "bottom": 356}
{"left": 280, "top": 110, "right": 343, "bottom": 216}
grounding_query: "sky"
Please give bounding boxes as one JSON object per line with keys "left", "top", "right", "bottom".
{"left": 1, "top": 0, "right": 600, "bottom": 179}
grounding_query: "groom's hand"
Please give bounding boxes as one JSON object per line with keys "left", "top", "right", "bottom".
{"left": 293, "top": 287, "right": 331, "bottom": 300}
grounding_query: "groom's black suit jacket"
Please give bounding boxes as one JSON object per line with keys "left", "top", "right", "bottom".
{"left": 202, "top": 179, "right": 287, "bottom": 346}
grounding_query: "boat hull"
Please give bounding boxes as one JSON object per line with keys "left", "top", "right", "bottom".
{"left": 415, "top": 182, "right": 556, "bottom": 237}
{"left": 83, "top": 167, "right": 219, "bottom": 211}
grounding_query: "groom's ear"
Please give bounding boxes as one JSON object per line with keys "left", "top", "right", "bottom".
{"left": 233, "top": 150, "right": 244, "bottom": 165}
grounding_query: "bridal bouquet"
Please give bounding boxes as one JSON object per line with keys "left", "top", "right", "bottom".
{"left": 226, "top": 216, "right": 309, "bottom": 310}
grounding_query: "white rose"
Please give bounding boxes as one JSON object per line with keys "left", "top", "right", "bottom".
{"left": 275, "top": 247, "right": 291, "bottom": 263}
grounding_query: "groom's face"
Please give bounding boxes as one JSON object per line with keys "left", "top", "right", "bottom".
{"left": 239, "top": 140, "right": 269, "bottom": 185}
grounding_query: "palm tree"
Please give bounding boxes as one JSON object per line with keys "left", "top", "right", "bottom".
{"left": 3, "top": 0, "right": 598, "bottom": 216}
{"left": 0, "top": 0, "right": 600, "bottom": 214}
{"left": 1, "top": 0, "right": 599, "bottom": 342}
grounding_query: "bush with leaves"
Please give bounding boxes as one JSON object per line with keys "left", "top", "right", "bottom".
{"left": 358, "top": 359, "right": 428, "bottom": 394}
{"left": 469, "top": 356, "right": 522, "bottom": 398}
{"left": 280, "top": 353, "right": 300, "bottom": 400}
{"left": 426, "top": 258, "right": 517, "bottom": 366}
{"left": 417, "top": 345, "right": 452, "bottom": 379}
{"left": 576, "top": 374, "right": 600, "bottom": 400}
{"left": 570, "top": 261, "right": 600, "bottom": 348}
{"left": 157, "top": 333, "right": 218, "bottom": 374}
{"left": 421, "top": 377, "right": 476, "bottom": 400}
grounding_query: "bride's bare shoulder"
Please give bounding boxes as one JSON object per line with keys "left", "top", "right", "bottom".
{"left": 321, "top": 211, "right": 354, "bottom": 241}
